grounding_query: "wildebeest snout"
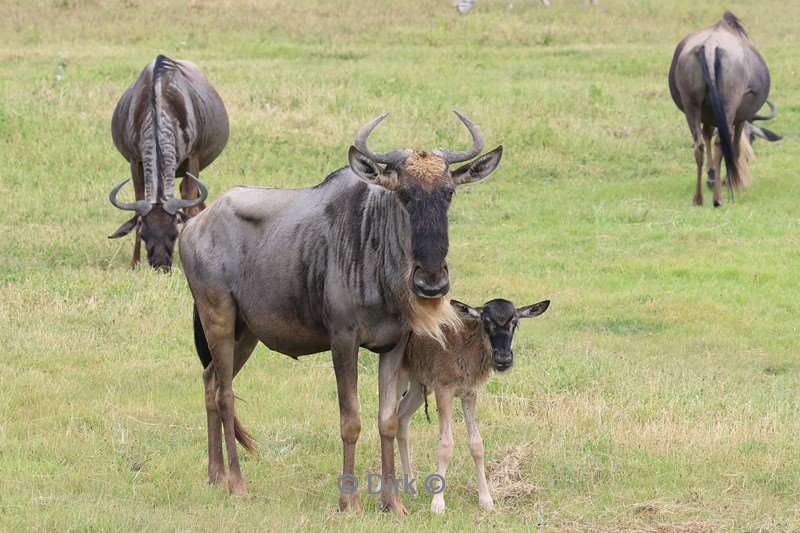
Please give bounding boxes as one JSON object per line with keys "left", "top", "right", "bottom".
{"left": 493, "top": 349, "right": 513, "bottom": 371}
{"left": 411, "top": 264, "right": 450, "bottom": 298}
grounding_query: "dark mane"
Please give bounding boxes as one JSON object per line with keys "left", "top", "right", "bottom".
{"left": 722, "top": 11, "right": 748, "bottom": 38}
{"left": 151, "top": 54, "right": 180, "bottom": 198}
{"left": 313, "top": 166, "right": 350, "bottom": 188}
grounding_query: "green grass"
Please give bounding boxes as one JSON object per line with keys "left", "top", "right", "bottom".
{"left": 2, "top": 0, "right": 800, "bottom": 530}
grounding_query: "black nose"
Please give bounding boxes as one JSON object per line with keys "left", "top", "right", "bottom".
{"left": 412, "top": 267, "right": 450, "bottom": 298}
{"left": 493, "top": 351, "right": 513, "bottom": 371}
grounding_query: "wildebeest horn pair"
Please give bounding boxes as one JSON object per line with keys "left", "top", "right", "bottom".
{"left": 108, "top": 173, "right": 208, "bottom": 215}
{"left": 354, "top": 110, "right": 485, "bottom": 165}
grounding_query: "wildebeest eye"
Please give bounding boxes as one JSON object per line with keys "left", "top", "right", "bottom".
{"left": 445, "top": 189, "right": 454, "bottom": 202}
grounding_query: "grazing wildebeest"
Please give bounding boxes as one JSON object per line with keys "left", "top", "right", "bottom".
{"left": 108, "top": 54, "right": 228, "bottom": 270}
{"left": 180, "top": 112, "right": 503, "bottom": 514}
{"left": 669, "top": 12, "right": 773, "bottom": 207}
{"left": 396, "top": 298, "right": 549, "bottom": 513}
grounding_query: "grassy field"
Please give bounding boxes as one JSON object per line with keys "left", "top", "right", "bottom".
{"left": 2, "top": 0, "right": 800, "bottom": 530}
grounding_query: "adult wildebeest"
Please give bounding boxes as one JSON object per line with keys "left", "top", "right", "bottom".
{"left": 181, "top": 112, "right": 503, "bottom": 514}
{"left": 108, "top": 54, "right": 228, "bottom": 270}
{"left": 669, "top": 12, "right": 773, "bottom": 207}
{"left": 397, "top": 297, "right": 549, "bottom": 513}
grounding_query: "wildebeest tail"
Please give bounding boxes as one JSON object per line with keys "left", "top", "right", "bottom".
{"left": 193, "top": 304, "right": 257, "bottom": 454}
{"left": 698, "top": 45, "right": 740, "bottom": 189}
{"left": 193, "top": 304, "right": 212, "bottom": 369}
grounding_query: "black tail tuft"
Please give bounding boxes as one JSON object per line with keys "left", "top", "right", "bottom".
{"left": 698, "top": 45, "right": 739, "bottom": 191}
{"left": 194, "top": 304, "right": 212, "bottom": 369}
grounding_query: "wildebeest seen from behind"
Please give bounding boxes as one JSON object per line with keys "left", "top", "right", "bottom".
{"left": 669, "top": 12, "right": 773, "bottom": 207}
{"left": 180, "top": 112, "right": 503, "bottom": 514}
{"left": 397, "top": 298, "right": 550, "bottom": 513}
{"left": 108, "top": 54, "right": 228, "bottom": 270}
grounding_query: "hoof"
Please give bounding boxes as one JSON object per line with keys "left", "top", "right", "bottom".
{"left": 479, "top": 497, "right": 495, "bottom": 512}
{"left": 430, "top": 496, "right": 446, "bottom": 514}
{"left": 228, "top": 477, "right": 248, "bottom": 497}
{"left": 693, "top": 196, "right": 703, "bottom": 206}
{"left": 713, "top": 200, "right": 722, "bottom": 208}
{"left": 207, "top": 471, "right": 226, "bottom": 486}
{"left": 338, "top": 493, "right": 362, "bottom": 513}
{"left": 380, "top": 494, "right": 409, "bottom": 516}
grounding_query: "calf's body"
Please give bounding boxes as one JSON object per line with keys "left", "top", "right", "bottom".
{"left": 396, "top": 298, "right": 549, "bottom": 513}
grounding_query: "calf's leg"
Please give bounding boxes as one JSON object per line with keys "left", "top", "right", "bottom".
{"left": 462, "top": 391, "right": 493, "bottom": 511}
{"left": 430, "top": 387, "right": 455, "bottom": 514}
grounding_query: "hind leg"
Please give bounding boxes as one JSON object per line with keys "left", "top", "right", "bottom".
{"left": 203, "top": 323, "right": 257, "bottom": 486}
{"left": 203, "top": 363, "right": 225, "bottom": 484}
{"left": 733, "top": 122, "right": 752, "bottom": 188}
{"left": 685, "top": 112, "right": 704, "bottom": 206}
{"left": 196, "top": 291, "right": 248, "bottom": 495}
{"left": 704, "top": 125, "right": 716, "bottom": 189}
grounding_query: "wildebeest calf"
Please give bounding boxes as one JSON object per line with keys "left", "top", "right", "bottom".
{"left": 396, "top": 297, "right": 550, "bottom": 513}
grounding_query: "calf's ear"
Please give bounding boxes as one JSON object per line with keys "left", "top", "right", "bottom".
{"left": 108, "top": 215, "right": 139, "bottom": 239}
{"left": 452, "top": 145, "right": 503, "bottom": 185}
{"left": 450, "top": 299, "right": 481, "bottom": 319}
{"left": 517, "top": 300, "right": 550, "bottom": 319}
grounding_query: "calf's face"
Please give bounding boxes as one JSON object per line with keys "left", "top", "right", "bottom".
{"left": 451, "top": 298, "right": 550, "bottom": 372}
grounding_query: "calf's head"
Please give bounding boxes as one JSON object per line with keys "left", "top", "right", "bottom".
{"left": 348, "top": 112, "right": 502, "bottom": 299}
{"left": 451, "top": 298, "right": 550, "bottom": 372}
{"left": 107, "top": 173, "right": 208, "bottom": 271}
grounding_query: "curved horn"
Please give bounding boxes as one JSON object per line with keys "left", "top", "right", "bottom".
{"left": 353, "top": 113, "right": 409, "bottom": 165}
{"left": 752, "top": 100, "right": 777, "bottom": 121}
{"left": 433, "top": 110, "right": 485, "bottom": 165}
{"left": 163, "top": 173, "right": 208, "bottom": 215}
{"left": 109, "top": 178, "right": 152, "bottom": 215}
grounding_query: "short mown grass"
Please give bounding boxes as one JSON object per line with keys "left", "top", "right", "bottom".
{"left": 1, "top": 0, "right": 799, "bottom": 530}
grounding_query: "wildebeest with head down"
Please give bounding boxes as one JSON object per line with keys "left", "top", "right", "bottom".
{"left": 668, "top": 12, "right": 774, "bottom": 207}
{"left": 180, "top": 112, "right": 502, "bottom": 514}
{"left": 108, "top": 55, "right": 228, "bottom": 270}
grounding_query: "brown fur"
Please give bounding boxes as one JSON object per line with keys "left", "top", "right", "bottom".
{"left": 403, "top": 151, "right": 448, "bottom": 189}
{"left": 404, "top": 318, "right": 492, "bottom": 392}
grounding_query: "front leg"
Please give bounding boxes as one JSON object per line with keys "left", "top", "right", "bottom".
{"left": 462, "top": 391, "right": 493, "bottom": 511}
{"left": 397, "top": 380, "right": 426, "bottom": 496}
{"left": 377, "top": 340, "right": 409, "bottom": 515}
{"left": 430, "top": 387, "right": 455, "bottom": 514}
{"left": 181, "top": 157, "right": 205, "bottom": 218}
{"left": 332, "top": 337, "right": 362, "bottom": 513}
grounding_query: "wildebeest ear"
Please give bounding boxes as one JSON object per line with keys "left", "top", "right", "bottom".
{"left": 753, "top": 126, "right": 782, "bottom": 142}
{"left": 349, "top": 145, "right": 382, "bottom": 180}
{"left": 517, "top": 300, "right": 550, "bottom": 319}
{"left": 452, "top": 145, "right": 503, "bottom": 186}
{"left": 108, "top": 215, "right": 139, "bottom": 239}
{"left": 450, "top": 299, "right": 481, "bottom": 319}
